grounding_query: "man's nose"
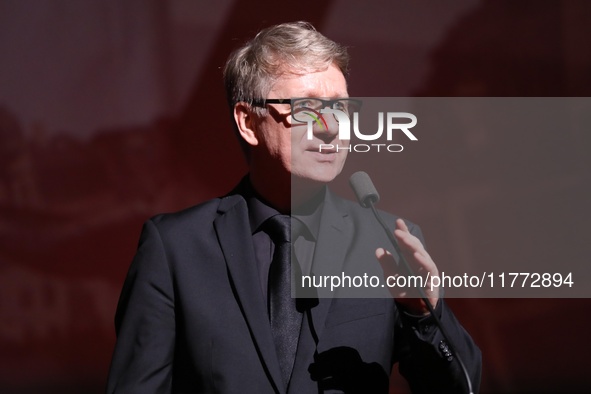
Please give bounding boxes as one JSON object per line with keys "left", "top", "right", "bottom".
{"left": 314, "top": 109, "right": 340, "bottom": 141}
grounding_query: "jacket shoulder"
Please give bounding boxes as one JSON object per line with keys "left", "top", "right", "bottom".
{"left": 148, "top": 193, "right": 247, "bottom": 235}
{"left": 329, "top": 191, "right": 424, "bottom": 241}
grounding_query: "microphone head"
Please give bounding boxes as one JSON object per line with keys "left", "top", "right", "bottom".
{"left": 349, "top": 171, "right": 380, "bottom": 208}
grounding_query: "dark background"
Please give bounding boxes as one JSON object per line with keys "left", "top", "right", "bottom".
{"left": 1, "top": 0, "right": 590, "bottom": 393}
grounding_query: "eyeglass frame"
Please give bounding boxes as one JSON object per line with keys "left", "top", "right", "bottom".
{"left": 250, "top": 97, "right": 363, "bottom": 124}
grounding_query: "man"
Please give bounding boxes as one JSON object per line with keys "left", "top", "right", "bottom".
{"left": 107, "top": 21, "right": 481, "bottom": 393}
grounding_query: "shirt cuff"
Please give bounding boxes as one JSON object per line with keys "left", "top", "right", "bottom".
{"left": 396, "top": 299, "right": 443, "bottom": 339}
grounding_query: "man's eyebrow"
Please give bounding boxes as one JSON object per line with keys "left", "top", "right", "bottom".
{"left": 291, "top": 93, "right": 350, "bottom": 99}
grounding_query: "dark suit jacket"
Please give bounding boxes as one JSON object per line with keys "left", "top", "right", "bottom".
{"left": 106, "top": 182, "right": 481, "bottom": 393}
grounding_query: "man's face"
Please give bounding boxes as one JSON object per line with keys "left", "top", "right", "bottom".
{"left": 254, "top": 63, "right": 349, "bottom": 185}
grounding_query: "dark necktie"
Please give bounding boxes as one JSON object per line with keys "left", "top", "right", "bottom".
{"left": 265, "top": 214, "right": 302, "bottom": 388}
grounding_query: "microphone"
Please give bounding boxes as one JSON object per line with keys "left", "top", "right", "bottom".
{"left": 349, "top": 171, "right": 403, "bottom": 260}
{"left": 348, "top": 171, "right": 474, "bottom": 394}
{"left": 349, "top": 171, "right": 379, "bottom": 208}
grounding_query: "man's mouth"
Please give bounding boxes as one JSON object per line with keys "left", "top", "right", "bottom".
{"left": 306, "top": 145, "right": 339, "bottom": 154}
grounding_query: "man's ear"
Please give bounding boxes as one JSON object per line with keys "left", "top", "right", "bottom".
{"left": 233, "top": 103, "right": 259, "bottom": 146}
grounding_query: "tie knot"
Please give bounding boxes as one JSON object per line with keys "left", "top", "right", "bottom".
{"left": 265, "top": 214, "right": 291, "bottom": 244}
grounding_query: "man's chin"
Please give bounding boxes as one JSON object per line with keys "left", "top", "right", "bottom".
{"left": 290, "top": 168, "right": 342, "bottom": 187}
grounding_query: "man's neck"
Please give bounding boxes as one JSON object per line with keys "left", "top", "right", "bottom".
{"left": 249, "top": 172, "right": 324, "bottom": 214}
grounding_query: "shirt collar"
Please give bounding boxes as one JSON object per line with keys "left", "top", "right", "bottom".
{"left": 241, "top": 177, "right": 280, "bottom": 235}
{"left": 241, "top": 175, "right": 326, "bottom": 240}
{"left": 292, "top": 186, "right": 325, "bottom": 241}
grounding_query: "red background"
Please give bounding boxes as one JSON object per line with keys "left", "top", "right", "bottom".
{"left": 1, "top": 1, "right": 590, "bottom": 392}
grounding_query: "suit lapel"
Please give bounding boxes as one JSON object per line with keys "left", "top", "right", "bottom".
{"left": 214, "top": 195, "right": 284, "bottom": 393}
{"left": 290, "top": 189, "right": 353, "bottom": 390}
{"left": 309, "top": 189, "right": 352, "bottom": 334}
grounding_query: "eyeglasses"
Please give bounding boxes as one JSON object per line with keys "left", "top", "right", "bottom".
{"left": 251, "top": 97, "right": 362, "bottom": 123}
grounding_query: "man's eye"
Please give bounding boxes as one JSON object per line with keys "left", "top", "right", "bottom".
{"left": 294, "top": 99, "right": 319, "bottom": 109}
{"left": 334, "top": 101, "right": 348, "bottom": 111}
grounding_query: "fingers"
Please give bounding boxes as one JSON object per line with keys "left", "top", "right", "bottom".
{"left": 375, "top": 219, "right": 440, "bottom": 312}
{"left": 376, "top": 218, "right": 437, "bottom": 277}
{"left": 375, "top": 247, "right": 398, "bottom": 278}
{"left": 393, "top": 219, "right": 431, "bottom": 260}
{"left": 395, "top": 218, "right": 409, "bottom": 232}
{"left": 376, "top": 248, "right": 408, "bottom": 299}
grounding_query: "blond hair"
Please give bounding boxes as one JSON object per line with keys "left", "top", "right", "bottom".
{"left": 224, "top": 21, "right": 349, "bottom": 111}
